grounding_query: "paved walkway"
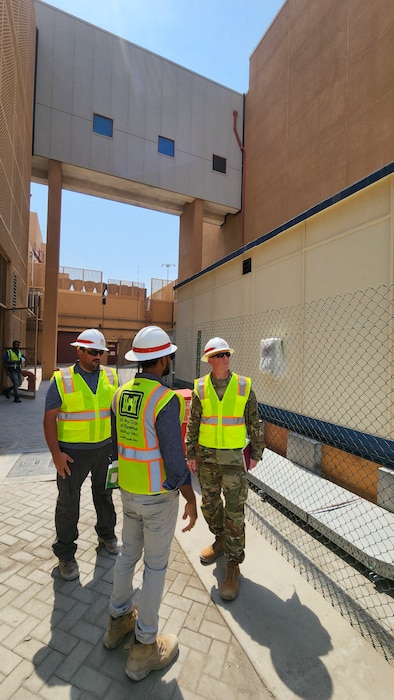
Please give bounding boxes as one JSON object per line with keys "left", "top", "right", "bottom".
{"left": 0, "top": 377, "right": 393, "bottom": 699}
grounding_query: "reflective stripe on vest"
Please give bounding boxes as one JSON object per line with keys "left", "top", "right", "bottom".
{"left": 117, "top": 378, "right": 185, "bottom": 494}
{"left": 195, "top": 372, "right": 251, "bottom": 449}
{"left": 6, "top": 349, "right": 23, "bottom": 370}
{"left": 54, "top": 365, "right": 118, "bottom": 443}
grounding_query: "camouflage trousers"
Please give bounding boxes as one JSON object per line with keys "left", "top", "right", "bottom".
{"left": 197, "top": 461, "right": 249, "bottom": 563}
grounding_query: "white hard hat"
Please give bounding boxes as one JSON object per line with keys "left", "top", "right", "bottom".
{"left": 201, "top": 337, "right": 234, "bottom": 362}
{"left": 125, "top": 326, "right": 177, "bottom": 362}
{"left": 70, "top": 328, "right": 108, "bottom": 351}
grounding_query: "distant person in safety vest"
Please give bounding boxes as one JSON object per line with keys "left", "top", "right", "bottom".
{"left": 186, "top": 337, "right": 265, "bottom": 601}
{"left": 103, "top": 325, "right": 197, "bottom": 682}
{"left": 43, "top": 328, "right": 119, "bottom": 582}
{"left": 3, "top": 339, "right": 26, "bottom": 402}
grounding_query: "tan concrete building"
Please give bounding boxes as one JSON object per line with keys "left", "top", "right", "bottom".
{"left": 26, "top": 212, "right": 175, "bottom": 366}
{"left": 0, "top": 0, "right": 36, "bottom": 355}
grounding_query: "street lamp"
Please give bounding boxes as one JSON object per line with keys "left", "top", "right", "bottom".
{"left": 161, "top": 263, "right": 176, "bottom": 282}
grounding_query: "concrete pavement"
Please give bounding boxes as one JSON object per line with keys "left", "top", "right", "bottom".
{"left": 0, "top": 376, "right": 393, "bottom": 698}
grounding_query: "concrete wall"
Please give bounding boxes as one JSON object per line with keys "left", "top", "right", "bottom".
{"left": 33, "top": 0, "right": 243, "bottom": 213}
{"left": 0, "top": 0, "right": 36, "bottom": 347}
{"left": 244, "top": 0, "right": 394, "bottom": 244}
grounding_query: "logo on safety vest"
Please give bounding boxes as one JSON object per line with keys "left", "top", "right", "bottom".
{"left": 119, "top": 390, "right": 143, "bottom": 418}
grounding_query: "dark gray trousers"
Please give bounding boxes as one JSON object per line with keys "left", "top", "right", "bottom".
{"left": 52, "top": 443, "right": 116, "bottom": 561}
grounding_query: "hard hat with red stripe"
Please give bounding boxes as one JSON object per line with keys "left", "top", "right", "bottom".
{"left": 70, "top": 328, "right": 108, "bottom": 351}
{"left": 201, "top": 337, "right": 234, "bottom": 362}
{"left": 125, "top": 325, "right": 177, "bottom": 362}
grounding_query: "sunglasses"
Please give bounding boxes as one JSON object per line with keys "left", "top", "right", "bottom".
{"left": 211, "top": 352, "right": 231, "bottom": 358}
{"left": 83, "top": 348, "right": 104, "bottom": 356}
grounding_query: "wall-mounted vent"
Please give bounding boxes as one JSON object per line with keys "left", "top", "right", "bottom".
{"left": 243, "top": 258, "right": 251, "bottom": 275}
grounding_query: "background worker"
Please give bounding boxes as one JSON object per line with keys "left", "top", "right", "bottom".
{"left": 186, "top": 337, "right": 265, "bottom": 601}
{"left": 103, "top": 325, "right": 197, "bottom": 682}
{"left": 3, "top": 339, "right": 25, "bottom": 402}
{"left": 43, "top": 328, "right": 119, "bottom": 581}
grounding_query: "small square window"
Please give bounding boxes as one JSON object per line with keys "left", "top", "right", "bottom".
{"left": 158, "top": 136, "right": 175, "bottom": 157}
{"left": 213, "top": 154, "right": 226, "bottom": 174}
{"left": 93, "top": 114, "right": 113, "bottom": 137}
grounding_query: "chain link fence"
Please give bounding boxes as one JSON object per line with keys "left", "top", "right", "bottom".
{"left": 174, "top": 283, "right": 394, "bottom": 663}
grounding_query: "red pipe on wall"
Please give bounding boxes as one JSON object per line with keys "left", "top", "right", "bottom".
{"left": 233, "top": 109, "right": 246, "bottom": 246}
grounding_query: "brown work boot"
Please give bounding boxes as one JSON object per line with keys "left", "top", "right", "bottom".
{"left": 220, "top": 560, "right": 240, "bottom": 600}
{"left": 200, "top": 535, "right": 225, "bottom": 564}
{"left": 125, "top": 634, "right": 179, "bottom": 681}
{"left": 103, "top": 608, "right": 137, "bottom": 649}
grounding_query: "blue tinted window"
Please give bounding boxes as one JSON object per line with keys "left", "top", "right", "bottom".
{"left": 93, "top": 114, "right": 113, "bottom": 137}
{"left": 158, "top": 136, "right": 175, "bottom": 157}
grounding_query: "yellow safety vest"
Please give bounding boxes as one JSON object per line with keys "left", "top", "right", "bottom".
{"left": 194, "top": 372, "right": 251, "bottom": 449}
{"left": 54, "top": 365, "right": 118, "bottom": 443}
{"left": 116, "top": 377, "right": 185, "bottom": 494}
{"left": 6, "top": 349, "right": 23, "bottom": 370}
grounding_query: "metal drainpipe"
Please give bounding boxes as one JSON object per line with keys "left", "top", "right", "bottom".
{"left": 233, "top": 104, "right": 246, "bottom": 246}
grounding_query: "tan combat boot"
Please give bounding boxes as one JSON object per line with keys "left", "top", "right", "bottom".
{"left": 125, "top": 633, "right": 179, "bottom": 681}
{"left": 220, "top": 560, "right": 240, "bottom": 600}
{"left": 103, "top": 608, "right": 137, "bottom": 649}
{"left": 200, "top": 535, "right": 225, "bottom": 564}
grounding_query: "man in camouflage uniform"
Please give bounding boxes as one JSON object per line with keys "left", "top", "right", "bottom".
{"left": 186, "top": 337, "right": 264, "bottom": 600}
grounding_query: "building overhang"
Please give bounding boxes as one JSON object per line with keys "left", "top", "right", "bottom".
{"left": 32, "top": 156, "right": 238, "bottom": 226}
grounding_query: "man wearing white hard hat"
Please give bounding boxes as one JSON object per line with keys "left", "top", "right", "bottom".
{"left": 103, "top": 325, "right": 197, "bottom": 682}
{"left": 43, "top": 328, "right": 119, "bottom": 581}
{"left": 186, "top": 337, "right": 264, "bottom": 601}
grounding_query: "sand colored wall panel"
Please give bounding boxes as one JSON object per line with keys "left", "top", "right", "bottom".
{"left": 253, "top": 253, "right": 305, "bottom": 313}
{"left": 305, "top": 179, "right": 390, "bottom": 246}
{"left": 305, "top": 220, "right": 390, "bottom": 301}
{"left": 321, "top": 445, "right": 379, "bottom": 503}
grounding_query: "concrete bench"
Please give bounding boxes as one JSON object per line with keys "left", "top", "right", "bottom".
{"left": 248, "top": 448, "right": 394, "bottom": 582}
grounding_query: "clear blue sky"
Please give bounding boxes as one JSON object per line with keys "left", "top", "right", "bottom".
{"left": 31, "top": 0, "right": 284, "bottom": 291}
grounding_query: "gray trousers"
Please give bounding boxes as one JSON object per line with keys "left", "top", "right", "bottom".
{"left": 109, "top": 489, "right": 179, "bottom": 644}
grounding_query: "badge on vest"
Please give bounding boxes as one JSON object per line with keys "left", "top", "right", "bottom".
{"left": 106, "top": 461, "right": 119, "bottom": 489}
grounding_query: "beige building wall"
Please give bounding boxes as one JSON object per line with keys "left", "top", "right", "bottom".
{"left": 176, "top": 173, "right": 394, "bottom": 443}
{"left": 0, "top": 0, "right": 36, "bottom": 348}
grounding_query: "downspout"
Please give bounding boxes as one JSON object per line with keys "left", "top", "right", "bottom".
{"left": 233, "top": 100, "right": 246, "bottom": 246}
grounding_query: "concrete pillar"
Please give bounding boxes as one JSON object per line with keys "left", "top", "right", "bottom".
{"left": 42, "top": 160, "right": 62, "bottom": 380}
{"left": 178, "top": 199, "right": 204, "bottom": 282}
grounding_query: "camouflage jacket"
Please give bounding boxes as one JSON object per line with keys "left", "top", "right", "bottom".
{"left": 185, "top": 372, "right": 265, "bottom": 465}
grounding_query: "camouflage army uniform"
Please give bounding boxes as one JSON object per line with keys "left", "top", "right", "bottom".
{"left": 185, "top": 372, "right": 265, "bottom": 563}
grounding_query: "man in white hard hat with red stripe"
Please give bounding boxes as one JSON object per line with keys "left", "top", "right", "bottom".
{"left": 186, "top": 336, "right": 265, "bottom": 601}
{"left": 103, "top": 325, "right": 197, "bottom": 682}
{"left": 43, "top": 328, "right": 119, "bottom": 581}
